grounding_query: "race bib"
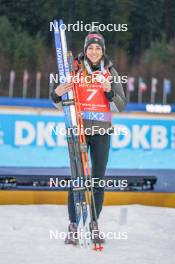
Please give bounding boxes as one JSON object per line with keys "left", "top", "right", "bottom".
{"left": 75, "top": 71, "right": 111, "bottom": 113}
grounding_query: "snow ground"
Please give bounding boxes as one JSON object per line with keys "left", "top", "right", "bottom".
{"left": 0, "top": 204, "right": 175, "bottom": 264}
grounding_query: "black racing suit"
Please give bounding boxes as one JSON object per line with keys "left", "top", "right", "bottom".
{"left": 68, "top": 133, "right": 110, "bottom": 222}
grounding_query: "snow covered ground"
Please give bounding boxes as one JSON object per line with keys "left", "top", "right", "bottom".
{"left": 0, "top": 204, "right": 175, "bottom": 264}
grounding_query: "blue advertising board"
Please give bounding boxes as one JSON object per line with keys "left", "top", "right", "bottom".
{"left": 0, "top": 110, "right": 175, "bottom": 169}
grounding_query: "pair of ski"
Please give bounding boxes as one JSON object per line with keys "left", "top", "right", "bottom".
{"left": 53, "top": 19, "right": 103, "bottom": 251}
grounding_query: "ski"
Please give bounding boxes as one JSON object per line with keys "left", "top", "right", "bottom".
{"left": 53, "top": 19, "right": 103, "bottom": 251}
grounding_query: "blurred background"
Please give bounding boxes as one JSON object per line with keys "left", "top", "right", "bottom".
{"left": 0, "top": 0, "right": 175, "bottom": 103}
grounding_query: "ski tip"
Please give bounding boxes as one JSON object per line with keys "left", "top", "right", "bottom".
{"left": 93, "top": 245, "right": 104, "bottom": 251}
{"left": 59, "top": 19, "right": 64, "bottom": 26}
{"left": 53, "top": 20, "right": 59, "bottom": 34}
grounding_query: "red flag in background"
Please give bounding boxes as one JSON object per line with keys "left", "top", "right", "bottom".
{"left": 127, "top": 77, "right": 135, "bottom": 92}
{"left": 150, "top": 77, "right": 158, "bottom": 104}
{"left": 151, "top": 78, "right": 158, "bottom": 93}
{"left": 138, "top": 77, "right": 147, "bottom": 103}
{"left": 126, "top": 77, "right": 135, "bottom": 102}
{"left": 139, "top": 77, "right": 147, "bottom": 92}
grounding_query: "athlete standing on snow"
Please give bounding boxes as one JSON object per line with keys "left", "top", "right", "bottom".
{"left": 51, "top": 31, "right": 126, "bottom": 244}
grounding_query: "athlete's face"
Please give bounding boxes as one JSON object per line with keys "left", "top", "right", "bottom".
{"left": 86, "top": 44, "right": 103, "bottom": 65}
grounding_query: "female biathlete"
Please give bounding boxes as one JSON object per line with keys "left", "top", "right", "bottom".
{"left": 51, "top": 31, "right": 126, "bottom": 245}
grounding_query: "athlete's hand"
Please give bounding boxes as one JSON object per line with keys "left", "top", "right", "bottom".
{"left": 55, "top": 83, "right": 73, "bottom": 96}
{"left": 103, "top": 81, "right": 111, "bottom": 92}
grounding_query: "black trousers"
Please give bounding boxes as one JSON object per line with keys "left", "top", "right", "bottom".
{"left": 68, "top": 134, "right": 110, "bottom": 223}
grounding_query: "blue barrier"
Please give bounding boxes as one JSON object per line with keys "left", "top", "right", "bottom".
{"left": 0, "top": 97, "right": 54, "bottom": 108}
{"left": 1, "top": 96, "right": 175, "bottom": 112}
{"left": 0, "top": 110, "right": 175, "bottom": 169}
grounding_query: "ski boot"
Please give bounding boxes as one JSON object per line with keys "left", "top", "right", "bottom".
{"left": 90, "top": 221, "right": 105, "bottom": 250}
{"left": 65, "top": 222, "right": 78, "bottom": 246}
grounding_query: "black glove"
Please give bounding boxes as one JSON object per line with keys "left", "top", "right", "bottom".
{"left": 104, "top": 90, "right": 114, "bottom": 102}
{"left": 50, "top": 91, "right": 62, "bottom": 103}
